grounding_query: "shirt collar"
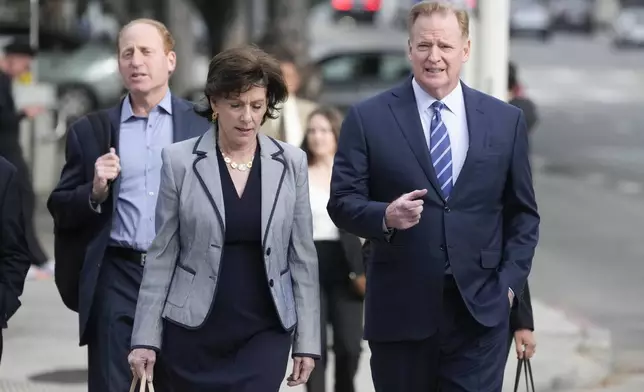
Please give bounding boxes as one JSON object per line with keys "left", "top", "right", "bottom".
{"left": 411, "top": 77, "right": 464, "bottom": 118}
{"left": 120, "top": 89, "right": 173, "bottom": 123}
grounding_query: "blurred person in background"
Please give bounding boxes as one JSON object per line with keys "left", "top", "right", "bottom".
{"left": 128, "top": 45, "right": 320, "bottom": 391}
{"left": 47, "top": 19, "right": 209, "bottom": 392}
{"left": 261, "top": 46, "right": 317, "bottom": 146}
{"left": 508, "top": 62, "right": 538, "bottom": 135}
{"left": 301, "top": 106, "right": 365, "bottom": 392}
{"left": 0, "top": 39, "right": 52, "bottom": 279}
{"left": 0, "top": 156, "right": 32, "bottom": 362}
{"left": 509, "top": 282, "right": 535, "bottom": 361}
{"left": 507, "top": 61, "right": 537, "bottom": 363}
{"left": 327, "top": 1, "right": 540, "bottom": 390}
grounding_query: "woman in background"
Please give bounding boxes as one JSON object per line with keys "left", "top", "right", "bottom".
{"left": 301, "top": 106, "right": 365, "bottom": 392}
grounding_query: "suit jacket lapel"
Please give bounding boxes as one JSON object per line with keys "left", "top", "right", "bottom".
{"left": 449, "top": 84, "right": 490, "bottom": 202}
{"left": 258, "top": 134, "right": 286, "bottom": 248}
{"left": 192, "top": 125, "right": 225, "bottom": 231}
{"left": 389, "top": 78, "right": 443, "bottom": 199}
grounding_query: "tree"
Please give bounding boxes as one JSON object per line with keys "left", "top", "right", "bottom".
{"left": 264, "top": 0, "right": 311, "bottom": 65}
{"left": 190, "top": 0, "right": 237, "bottom": 56}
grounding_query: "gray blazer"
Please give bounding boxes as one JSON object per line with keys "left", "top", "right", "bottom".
{"left": 131, "top": 126, "right": 321, "bottom": 357}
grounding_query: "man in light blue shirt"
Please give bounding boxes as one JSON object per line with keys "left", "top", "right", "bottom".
{"left": 47, "top": 18, "right": 209, "bottom": 392}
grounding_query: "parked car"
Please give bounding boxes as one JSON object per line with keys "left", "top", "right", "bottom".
{"left": 510, "top": 0, "right": 554, "bottom": 41}
{"left": 308, "top": 25, "right": 410, "bottom": 112}
{"left": 612, "top": 6, "right": 644, "bottom": 49}
{"left": 0, "top": 24, "right": 207, "bottom": 122}
{"left": 550, "top": 0, "right": 596, "bottom": 33}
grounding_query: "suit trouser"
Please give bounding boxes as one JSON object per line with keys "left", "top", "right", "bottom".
{"left": 87, "top": 253, "right": 155, "bottom": 392}
{"left": 306, "top": 281, "right": 364, "bottom": 392}
{"left": 369, "top": 276, "right": 510, "bottom": 392}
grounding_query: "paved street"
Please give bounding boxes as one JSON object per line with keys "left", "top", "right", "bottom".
{"left": 514, "top": 34, "right": 644, "bottom": 190}
{"left": 511, "top": 33, "right": 644, "bottom": 387}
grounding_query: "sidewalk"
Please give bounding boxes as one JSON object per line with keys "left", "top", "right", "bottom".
{"left": 0, "top": 280, "right": 614, "bottom": 392}
{"left": 0, "top": 206, "right": 615, "bottom": 391}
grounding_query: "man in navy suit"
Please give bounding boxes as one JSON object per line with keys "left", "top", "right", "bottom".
{"left": 47, "top": 19, "right": 209, "bottom": 392}
{"left": 327, "top": 2, "right": 540, "bottom": 391}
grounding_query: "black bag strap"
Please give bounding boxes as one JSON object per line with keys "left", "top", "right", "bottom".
{"left": 513, "top": 358, "right": 536, "bottom": 392}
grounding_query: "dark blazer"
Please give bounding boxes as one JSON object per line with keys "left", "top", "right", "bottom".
{"left": 0, "top": 71, "right": 24, "bottom": 161}
{"left": 47, "top": 95, "right": 210, "bottom": 345}
{"left": 0, "top": 156, "right": 31, "bottom": 330}
{"left": 327, "top": 78, "right": 540, "bottom": 342}
{"left": 339, "top": 230, "right": 365, "bottom": 278}
{"left": 511, "top": 281, "right": 534, "bottom": 332}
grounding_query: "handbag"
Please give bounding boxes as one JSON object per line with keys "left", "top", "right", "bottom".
{"left": 129, "top": 371, "right": 156, "bottom": 392}
{"left": 513, "top": 358, "right": 535, "bottom": 392}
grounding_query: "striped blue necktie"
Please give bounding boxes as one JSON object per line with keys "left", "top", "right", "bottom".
{"left": 429, "top": 101, "right": 453, "bottom": 199}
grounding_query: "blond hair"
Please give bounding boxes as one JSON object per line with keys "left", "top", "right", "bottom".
{"left": 117, "top": 18, "right": 176, "bottom": 54}
{"left": 408, "top": 1, "right": 470, "bottom": 38}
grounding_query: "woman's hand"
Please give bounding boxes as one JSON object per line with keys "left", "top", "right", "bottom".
{"left": 286, "top": 356, "right": 315, "bottom": 386}
{"left": 128, "top": 348, "right": 157, "bottom": 382}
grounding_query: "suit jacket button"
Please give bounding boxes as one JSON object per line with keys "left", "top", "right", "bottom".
{"left": 266, "top": 247, "right": 271, "bottom": 256}
{"left": 440, "top": 245, "right": 446, "bottom": 251}
{"left": 269, "top": 279, "right": 274, "bottom": 287}
{"left": 444, "top": 206, "right": 451, "bottom": 212}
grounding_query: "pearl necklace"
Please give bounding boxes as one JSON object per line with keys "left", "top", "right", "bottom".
{"left": 221, "top": 152, "right": 254, "bottom": 172}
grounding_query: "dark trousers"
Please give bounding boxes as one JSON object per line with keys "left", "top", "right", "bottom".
{"left": 306, "top": 281, "right": 364, "bottom": 392}
{"left": 1, "top": 149, "right": 47, "bottom": 265}
{"left": 87, "top": 253, "right": 144, "bottom": 392}
{"left": 369, "top": 276, "right": 510, "bottom": 392}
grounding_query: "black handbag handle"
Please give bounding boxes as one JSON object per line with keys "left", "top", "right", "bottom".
{"left": 513, "top": 358, "right": 536, "bottom": 392}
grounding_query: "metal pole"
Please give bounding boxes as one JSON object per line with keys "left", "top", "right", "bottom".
{"left": 29, "top": 0, "right": 39, "bottom": 81}
{"left": 28, "top": 0, "right": 39, "bottom": 178}
{"left": 477, "top": 0, "right": 510, "bottom": 101}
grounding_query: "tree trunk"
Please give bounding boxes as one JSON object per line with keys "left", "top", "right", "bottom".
{"left": 167, "top": 0, "right": 197, "bottom": 98}
{"left": 265, "top": 0, "right": 310, "bottom": 65}
{"left": 190, "top": 0, "right": 237, "bottom": 56}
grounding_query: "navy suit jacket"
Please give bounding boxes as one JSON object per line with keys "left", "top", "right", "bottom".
{"left": 47, "top": 96, "right": 210, "bottom": 345}
{"left": 327, "top": 78, "right": 540, "bottom": 342}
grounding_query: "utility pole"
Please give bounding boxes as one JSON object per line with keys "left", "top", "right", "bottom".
{"left": 477, "top": 0, "right": 510, "bottom": 101}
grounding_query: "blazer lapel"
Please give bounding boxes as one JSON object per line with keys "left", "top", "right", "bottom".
{"left": 449, "top": 84, "right": 490, "bottom": 202}
{"left": 258, "top": 134, "right": 286, "bottom": 248}
{"left": 192, "top": 125, "right": 225, "bottom": 231}
{"left": 389, "top": 78, "right": 443, "bottom": 199}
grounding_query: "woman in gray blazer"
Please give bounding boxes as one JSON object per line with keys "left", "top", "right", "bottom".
{"left": 127, "top": 46, "right": 320, "bottom": 391}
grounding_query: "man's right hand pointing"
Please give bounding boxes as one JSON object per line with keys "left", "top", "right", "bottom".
{"left": 384, "top": 189, "right": 428, "bottom": 230}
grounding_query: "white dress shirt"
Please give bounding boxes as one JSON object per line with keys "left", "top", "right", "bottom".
{"left": 412, "top": 78, "right": 469, "bottom": 185}
{"left": 283, "top": 97, "right": 304, "bottom": 147}
{"left": 309, "top": 180, "right": 340, "bottom": 241}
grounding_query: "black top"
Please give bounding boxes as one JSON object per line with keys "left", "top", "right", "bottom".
{"left": 205, "top": 144, "right": 282, "bottom": 346}
{"left": 0, "top": 71, "right": 24, "bottom": 154}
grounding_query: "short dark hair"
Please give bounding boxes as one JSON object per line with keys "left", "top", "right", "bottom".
{"left": 4, "top": 39, "right": 37, "bottom": 57}
{"left": 194, "top": 45, "right": 289, "bottom": 124}
{"left": 266, "top": 45, "right": 297, "bottom": 65}
{"left": 300, "top": 105, "right": 344, "bottom": 163}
